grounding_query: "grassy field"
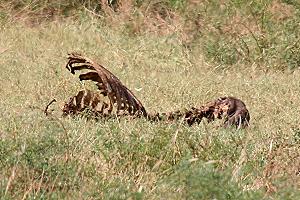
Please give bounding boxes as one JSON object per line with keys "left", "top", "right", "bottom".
{"left": 0, "top": 1, "right": 300, "bottom": 199}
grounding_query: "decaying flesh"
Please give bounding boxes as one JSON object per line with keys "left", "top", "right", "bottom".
{"left": 62, "top": 53, "right": 250, "bottom": 128}
{"left": 149, "top": 96, "right": 250, "bottom": 128}
{"left": 212, "top": 96, "right": 250, "bottom": 129}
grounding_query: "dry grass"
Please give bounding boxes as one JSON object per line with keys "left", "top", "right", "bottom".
{"left": 0, "top": 4, "right": 300, "bottom": 199}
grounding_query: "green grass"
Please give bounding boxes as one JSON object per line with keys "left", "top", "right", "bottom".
{"left": 181, "top": 0, "right": 300, "bottom": 70}
{"left": 2, "top": 0, "right": 300, "bottom": 68}
{"left": 0, "top": 2, "right": 300, "bottom": 199}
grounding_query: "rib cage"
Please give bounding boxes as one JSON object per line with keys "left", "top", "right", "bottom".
{"left": 62, "top": 53, "right": 250, "bottom": 129}
{"left": 65, "top": 53, "right": 147, "bottom": 117}
{"left": 62, "top": 90, "right": 110, "bottom": 117}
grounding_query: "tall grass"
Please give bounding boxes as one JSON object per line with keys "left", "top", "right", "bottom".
{"left": 1, "top": 0, "right": 299, "bottom": 70}
{"left": 0, "top": 1, "right": 299, "bottom": 199}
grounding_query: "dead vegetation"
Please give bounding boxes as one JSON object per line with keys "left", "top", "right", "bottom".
{"left": 62, "top": 53, "right": 250, "bottom": 129}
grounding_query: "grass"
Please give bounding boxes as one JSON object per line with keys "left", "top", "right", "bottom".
{"left": 0, "top": 1, "right": 300, "bottom": 199}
